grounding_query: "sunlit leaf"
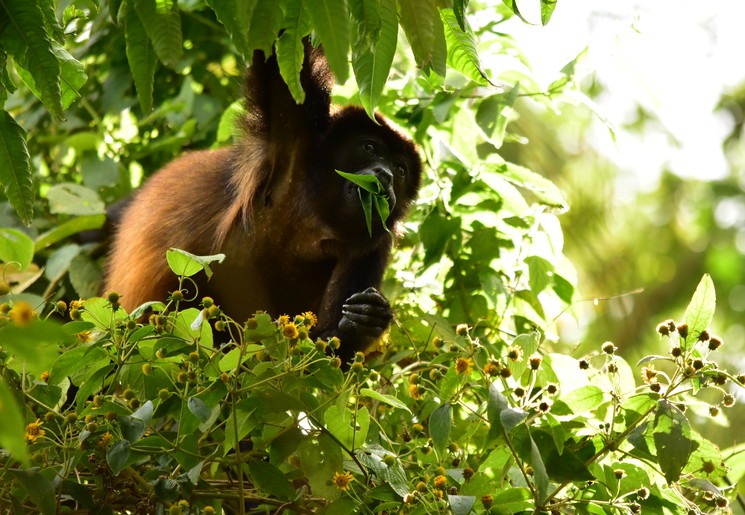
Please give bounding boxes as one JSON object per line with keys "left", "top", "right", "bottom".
{"left": 653, "top": 400, "right": 692, "bottom": 483}
{"left": 133, "top": 0, "right": 183, "bottom": 68}
{"left": 682, "top": 274, "right": 716, "bottom": 349}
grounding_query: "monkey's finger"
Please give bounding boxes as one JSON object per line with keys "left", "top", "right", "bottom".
{"left": 341, "top": 310, "right": 390, "bottom": 328}
{"left": 339, "top": 317, "right": 385, "bottom": 337}
{"left": 345, "top": 290, "right": 389, "bottom": 307}
{"left": 342, "top": 302, "right": 390, "bottom": 317}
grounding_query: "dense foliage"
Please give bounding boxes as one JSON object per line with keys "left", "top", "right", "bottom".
{"left": 1, "top": 0, "right": 744, "bottom": 514}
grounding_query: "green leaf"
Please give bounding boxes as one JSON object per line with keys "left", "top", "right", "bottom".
{"left": 307, "top": 0, "right": 350, "bottom": 83}
{"left": 0, "top": 378, "right": 28, "bottom": 465}
{"left": 123, "top": 0, "right": 157, "bottom": 113}
{"left": 166, "top": 249, "right": 225, "bottom": 278}
{"left": 0, "top": 228, "right": 34, "bottom": 270}
{"left": 508, "top": 331, "right": 539, "bottom": 380}
{"left": 0, "top": 0, "right": 63, "bottom": 119}
{"left": 248, "top": 459, "right": 295, "bottom": 500}
{"left": 682, "top": 274, "right": 716, "bottom": 349}
{"left": 7, "top": 469, "right": 56, "bottom": 515}
{"left": 554, "top": 385, "right": 606, "bottom": 415}
{"left": 0, "top": 110, "right": 34, "bottom": 224}
{"left": 69, "top": 254, "right": 103, "bottom": 298}
{"left": 52, "top": 42, "right": 87, "bottom": 109}
{"left": 475, "top": 86, "right": 520, "bottom": 148}
{"left": 107, "top": 439, "right": 132, "bottom": 476}
{"left": 323, "top": 405, "right": 369, "bottom": 449}
{"left": 205, "top": 0, "right": 248, "bottom": 57}
{"left": 441, "top": 8, "right": 492, "bottom": 85}
{"left": 187, "top": 396, "right": 212, "bottom": 423}
{"left": 453, "top": 0, "right": 468, "bottom": 30}
{"left": 501, "top": 407, "right": 528, "bottom": 433}
{"left": 352, "top": 0, "right": 397, "bottom": 117}
{"left": 47, "top": 183, "right": 105, "bottom": 215}
{"left": 653, "top": 400, "right": 692, "bottom": 483}
{"left": 529, "top": 432, "right": 549, "bottom": 502}
{"left": 244, "top": 312, "right": 275, "bottom": 341}
{"left": 541, "top": 0, "right": 558, "bottom": 25}
{"left": 0, "top": 320, "right": 69, "bottom": 375}
{"left": 276, "top": 0, "right": 311, "bottom": 103}
{"left": 486, "top": 382, "right": 508, "bottom": 437}
{"left": 449, "top": 495, "right": 476, "bottom": 515}
{"left": 133, "top": 0, "right": 183, "bottom": 68}
{"left": 429, "top": 402, "right": 452, "bottom": 457}
{"left": 359, "top": 387, "right": 411, "bottom": 413}
{"left": 525, "top": 255, "right": 554, "bottom": 296}
{"left": 335, "top": 170, "right": 391, "bottom": 236}
{"left": 397, "top": 0, "right": 436, "bottom": 69}
{"left": 349, "top": 0, "right": 382, "bottom": 43}
{"left": 245, "top": 1, "right": 284, "bottom": 57}
{"left": 34, "top": 214, "right": 106, "bottom": 252}
{"left": 496, "top": 161, "right": 568, "bottom": 210}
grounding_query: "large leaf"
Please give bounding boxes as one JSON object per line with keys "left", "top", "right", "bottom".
{"left": 441, "top": 8, "right": 492, "bottom": 85}
{"left": 248, "top": 460, "right": 295, "bottom": 500}
{"left": 429, "top": 402, "right": 452, "bottom": 457}
{"left": 133, "top": 0, "right": 183, "bottom": 68}
{"left": 205, "top": 0, "right": 248, "bottom": 57}
{"left": 7, "top": 469, "right": 56, "bottom": 515}
{"left": 0, "top": 110, "right": 33, "bottom": 224}
{"left": 398, "top": 0, "right": 436, "bottom": 70}
{"left": 0, "top": 0, "right": 63, "bottom": 119}
{"left": 682, "top": 274, "right": 716, "bottom": 349}
{"left": 245, "top": 1, "right": 284, "bottom": 57}
{"left": 276, "top": 0, "right": 311, "bottom": 103}
{"left": 0, "top": 379, "right": 28, "bottom": 465}
{"left": 653, "top": 400, "right": 692, "bottom": 483}
{"left": 123, "top": 0, "right": 156, "bottom": 112}
{"left": 0, "top": 228, "right": 34, "bottom": 270}
{"left": 307, "top": 0, "right": 350, "bottom": 83}
{"left": 352, "top": 0, "right": 397, "bottom": 117}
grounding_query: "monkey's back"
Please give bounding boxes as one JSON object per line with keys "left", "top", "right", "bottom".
{"left": 104, "top": 147, "right": 234, "bottom": 311}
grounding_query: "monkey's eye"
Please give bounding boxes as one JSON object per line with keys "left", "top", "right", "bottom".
{"left": 395, "top": 165, "right": 406, "bottom": 177}
{"left": 363, "top": 142, "right": 377, "bottom": 155}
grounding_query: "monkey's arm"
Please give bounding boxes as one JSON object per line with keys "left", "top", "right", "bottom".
{"left": 314, "top": 246, "right": 394, "bottom": 363}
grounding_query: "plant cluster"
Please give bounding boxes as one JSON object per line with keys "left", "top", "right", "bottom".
{"left": 0, "top": 263, "right": 743, "bottom": 513}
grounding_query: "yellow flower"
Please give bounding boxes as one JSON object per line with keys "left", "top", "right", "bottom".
{"left": 10, "top": 301, "right": 36, "bottom": 327}
{"left": 641, "top": 365, "right": 657, "bottom": 383}
{"left": 455, "top": 357, "right": 473, "bottom": 375}
{"left": 333, "top": 471, "right": 355, "bottom": 490}
{"left": 76, "top": 330, "right": 93, "bottom": 343}
{"left": 484, "top": 362, "right": 499, "bottom": 376}
{"left": 277, "top": 314, "right": 290, "bottom": 326}
{"left": 99, "top": 432, "right": 114, "bottom": 448}
{"left": 40, "top": 371, "right": 50, "bottom": 383}
{"left": 25, "top": 419, "right": 46, "bottom": 443}
{"left": 433, "top": 474, "right": 447, "bottom": 489}
{"left": 408, "top": 384, "right": 423, "bottom": 400}
{"left": 282, "top": 322, "right": 299, "bottom": 339}
{"left": 301, "top": 311, "right": 317, "bottom": 328}
{"left": 70, "top": 299, "right": 85, "bottom": 310}
{"left": 506, "top": 345, "right": 523, "bottom": 362}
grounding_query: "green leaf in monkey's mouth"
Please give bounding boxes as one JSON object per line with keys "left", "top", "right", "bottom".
{"left": 335, "top": 170, "right": 391, "bottom": 237}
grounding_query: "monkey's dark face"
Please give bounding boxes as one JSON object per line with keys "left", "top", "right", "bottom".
{"left": 309, "top": 107, "right": 421, "bottom": 240}
{"left": 333, "top": 133, "right": 411, "bottom": 211}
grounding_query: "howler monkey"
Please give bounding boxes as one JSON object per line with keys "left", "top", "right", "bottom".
{"left": 104, "top": 44, "right": 422, "bottom": 362}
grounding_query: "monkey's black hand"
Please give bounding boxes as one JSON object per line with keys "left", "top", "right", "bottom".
{"left": 338, "top": 287, "right": 392, "bottom": 340}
